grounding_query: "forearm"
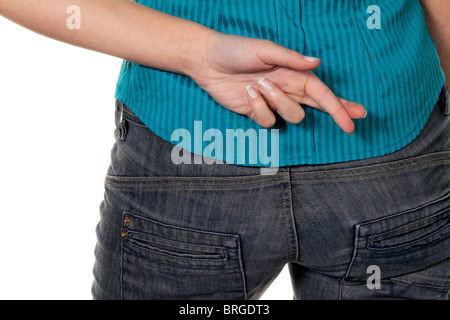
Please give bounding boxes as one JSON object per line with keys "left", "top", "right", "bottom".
{"left": 420, "top": 0, "right": 450, "bottom": 82}
{"left": 0, "top": 0, "right": 217, "bottom": 77}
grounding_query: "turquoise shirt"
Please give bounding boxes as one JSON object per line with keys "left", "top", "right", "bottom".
{"left": 115, "top": 0, "right": 445, "bottom": 167}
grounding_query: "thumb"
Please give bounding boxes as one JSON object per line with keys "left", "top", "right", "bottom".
{"left": 256, "top": 40, "right": 322, "bottom": 70}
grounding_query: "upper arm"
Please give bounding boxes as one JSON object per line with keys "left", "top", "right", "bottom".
{"left": 420, "top": 0, "right": 450, "bottom": 29}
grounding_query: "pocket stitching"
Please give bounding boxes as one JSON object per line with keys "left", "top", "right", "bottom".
{"left": 123, "top": 211, "right": 241, "bottom": 242}
{"left": 121, "top": 211, "right": 243, "bottom": 271}
{"left": 126, "top": 231, "right": 229, "bottom": 262}
{"left": 359, "top": 192, "right": 450, "bottom": 229}
{"left": 291, "top": 152, "right": 450, "bottom": 183}
{"left": 367, "top": 208, "right": 450, "bottom": 251}
{"left": 120, "top": 212, "right": 247, "bottom": 299}
{"left": 367, "top": 224, "right": 450, "bottom": 252}
{"left": 344, "top": 193, "right": 450, "bottom": 281}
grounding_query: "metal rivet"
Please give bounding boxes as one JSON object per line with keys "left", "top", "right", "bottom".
{"left": 121, "top": 230, "right": 128, "bottom": 240}
{"left": 123, "top": 216, "right": 131, "bottom": 227}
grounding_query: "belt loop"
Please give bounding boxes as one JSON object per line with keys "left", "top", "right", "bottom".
{"left": 118, "top": 102, "right": 128, "bottom": 141}
{"left": 443, "top": 83, "right": 450, "bottom": 116}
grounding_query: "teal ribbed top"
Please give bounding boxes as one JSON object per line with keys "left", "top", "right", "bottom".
{"left": 115, "top": 0, "right": 445, "bottom": 167}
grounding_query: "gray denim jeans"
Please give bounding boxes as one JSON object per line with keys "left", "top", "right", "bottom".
{"left": 92, "top": 85, "right": 450, "bottom": 300}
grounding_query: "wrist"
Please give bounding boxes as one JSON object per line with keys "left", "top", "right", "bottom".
{"left": 184, "top": 28, "right": 222, "bottom": 80}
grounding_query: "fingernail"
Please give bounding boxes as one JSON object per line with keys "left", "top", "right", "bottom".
{"left": 246, "top": 85, "right": 258, "bottom": 99}
{"left": 304, "top": 56, "right": 320, "bottom": 62}
{"left": 258, "top": 78, "right": 273, "bottom": 93}
{"left": 362, "top": 109, "right": 368, "bottom": 119}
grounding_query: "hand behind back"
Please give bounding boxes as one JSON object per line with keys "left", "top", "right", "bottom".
{"left": 191, "top": 33, "right": 367, "bottom": 134}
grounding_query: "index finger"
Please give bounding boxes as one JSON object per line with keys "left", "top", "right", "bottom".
{"left": 304, "top": 73, "right": 356, "bottom": 135}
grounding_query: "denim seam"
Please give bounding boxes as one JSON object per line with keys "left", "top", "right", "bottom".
{"left": 122, "top": 112, "right": 150, "bottom": 128}
{"left": 280, "top": 182, "right": 292, "bottom": 263}
{"left": 124, "top": 118, "right": 150, "bottom": 128}
{"left": 120, "top": 229, "right": 125, "bottom": 300}
{"left": 291, "top": 152, "right": 450, "bottom": 177}
{"left": 340, "top": 224, "right": 362, "bottom": 299}
{"left": 105, "top": 174, "right": 285, "bottom": 181}
{"left": 236, "top": 237, "right": 248, "bottom": 300}
{"left": 389, "top": 278, "right": 450, "bottom": 291}
{"left": 104, "top": 180, "right": 285, "bottom": 189}
{"left": 125, "top": 211, "right": 242, "bottom": 239}
{"left": 290, "top": 159, "right": 450, "bottom": 183}
{"left": 338, "top": 278, "right": 450, "bottom": 292}
{"left": 122, "top": 107, "right": 139, "bottom": 118}
{"left": 122, "top": 246, "right": 240, "bottom": 272}
{"left": 124, "top": 242, "right": 230, "bottom": 265}
{"left": 286, "top": 168, "right": 299, "bottom": 262}
{"left": 367, "top": 224, "right": 450, "bottom": 252}
{"left": 359, "top": 192, "right": 450, "bottom": 228}
{"left": 127, "top": 231, "right": 228, "bottom": 261}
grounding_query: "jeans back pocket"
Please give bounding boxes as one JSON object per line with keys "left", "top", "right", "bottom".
{"left": 120, "top": 211, "right": 246, "bottom": 300}
{"left": 346, "top": 192, "right": 450, "bottom": 282}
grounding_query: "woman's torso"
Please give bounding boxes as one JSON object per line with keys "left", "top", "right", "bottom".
{"left": 115, "top": 0, "right": 445, "bottom": 167}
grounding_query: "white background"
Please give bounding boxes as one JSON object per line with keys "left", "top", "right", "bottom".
{"left": 0, "top": 16, "right": 292, "bottom": 300}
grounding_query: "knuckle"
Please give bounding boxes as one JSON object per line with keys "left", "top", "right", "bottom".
{"left": 292, "top": 109, "right": 306, "bottom": 124}
{"left": 252, "top": 99, "right": 267, "bottom": 111}
{"left": 261, "top": 115, "right": 276, "bottom": 128}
